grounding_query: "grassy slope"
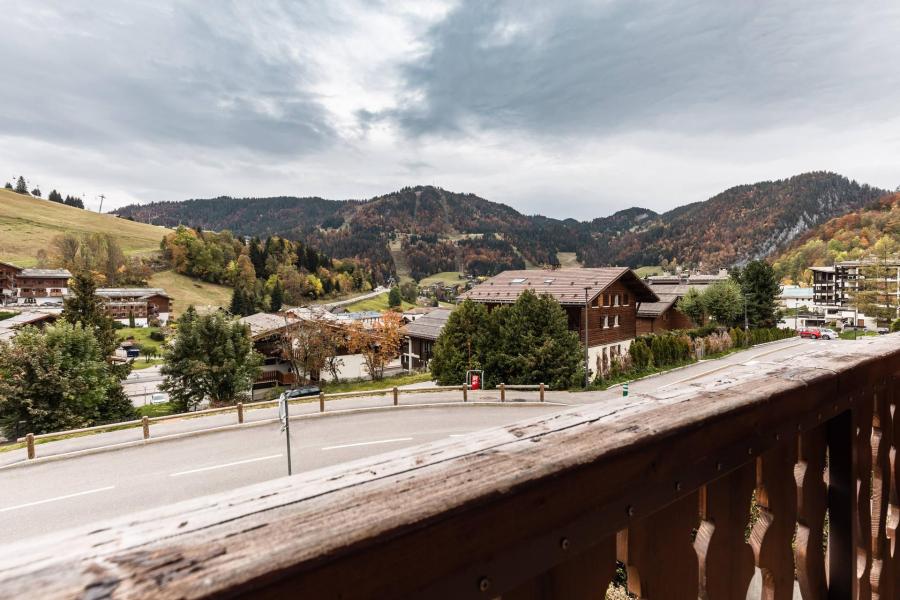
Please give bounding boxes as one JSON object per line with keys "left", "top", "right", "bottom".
{"left": 345, "top": 291, "right": 416, "bottom": 312}
{"left": 418, "top": 271, "right": 465, "bottom": 286}
{"left": 0, "top": 189, "right": 169, "bottom": 266}
{"left": 148, "top": 270, "right": 233, "bottom": 316}
{"left": 634, "top": 265, "right": 664, "bottom": 277}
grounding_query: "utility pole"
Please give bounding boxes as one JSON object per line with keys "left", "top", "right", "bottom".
{"left": 97, "top": 194, "right": 105, "bottom": 214}
{"left": 279, "top": 394, "right": 292, "bottom": 475}
{"left": 584, "top": 286, "right": 591, "bottom": 387}
{"left": 744, "top": 294, "right": 749, "bottom": 332}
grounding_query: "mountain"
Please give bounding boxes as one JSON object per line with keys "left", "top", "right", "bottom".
{"left": 114, "top": 172, "right": 887, "bottom": 278}
{"left": 772, "top": 192, "right": 900, "bottom": 284}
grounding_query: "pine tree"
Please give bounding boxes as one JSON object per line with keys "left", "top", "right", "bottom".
{"left": 48, "top": 189, "right": 63, "bottom": 203}
{"left": 30, "top": 188, "right": 41, "bottom": 197}
{"left": 270, "top": 279, "right": 284, "bottom": 312}
{"left": 62, "top": 272, "right": 118, "bottom": 357}
{"left": 3, "top": 182, "right": 12, "bottom": 190}
{"left": 14, "top": 176, "right": 28, "bottom": 194}
{"left": 735, "top": 261, "right": 780, "bottom": 328}
{"left": 388, "top": 286, "right": 402, "bottom": 308}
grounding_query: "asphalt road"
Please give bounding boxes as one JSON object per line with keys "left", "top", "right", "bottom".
{"left": 0, "top": 406, "right": 558, "bottom": 541}
{"left": 1, "top": 336, "right": 816, "bottom": 541}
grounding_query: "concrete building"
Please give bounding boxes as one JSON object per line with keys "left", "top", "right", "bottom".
{"left": 459, "top": 267, "right": 657, "bottom": 379}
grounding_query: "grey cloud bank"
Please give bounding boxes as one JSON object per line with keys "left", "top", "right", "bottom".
{"left": 1, "top": 0, "right": 898, "bottom": 219}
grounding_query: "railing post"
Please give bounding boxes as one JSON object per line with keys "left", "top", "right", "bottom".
{"left": 827, "top": 409, "right": 853, "bottom": 599}
{"left": 500, "top": 383, "right": 505, "bottom": 402}
{"left": 319, "top": 391, "right": 325, "bottom": 413}
{"left": 462, "top": 384, "right": 467, "bottom": 402}
{"left": 237, "top": 402, "right": 244, "bottom": 424}
{"left": 539, "top": 383, "right": 545, "bottom": 402}
{"left": 141, "top": 416, "right": 150, "bottom": 440}
{"left": 25, "top": 433, "right": 35, "bottom": 460}
{"left": 393, "top": 386, "right": 399, "bottom": 406}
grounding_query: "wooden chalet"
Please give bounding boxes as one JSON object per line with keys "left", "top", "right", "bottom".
{"left": 459, "top": 267, "right": 658, "bottom": 377}
{"left": 402, "top": 307, "right": 452, "bottom": 370}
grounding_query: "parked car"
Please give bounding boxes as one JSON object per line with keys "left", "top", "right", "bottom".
{"left": 150, "top": 392, "right": 169, "bottom": 405}
{"left": 279, "top": 385, "right": 321, "bottom": 401}
{"left": 877, "top": 327, "right": 890, "bottom": 335}
{"left": 800, "top": 327, "right": 838, "bottom": 340}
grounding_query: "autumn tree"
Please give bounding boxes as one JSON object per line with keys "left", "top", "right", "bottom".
{"left": 280, "top": 315, "right": 343, "bottom": 383}
{"left": 347, "top": 312, "right": 403, "bottom": 380}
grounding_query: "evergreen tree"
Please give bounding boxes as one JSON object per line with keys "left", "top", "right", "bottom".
{"left": 160, "top": 308, "right": 262, "bottom": 410}
{"left": 734, "top": 261, "right": 780, "bottom": 328}
{"left": 270, "top": 278, "right": 284, "bottom": 312}
{"left": 14, "top": 176, "right": 28, "bottom": 194}
{"left": 62, "top": 272, "right": 118, "bottom": 357}
{"left": 48, "top": 189, "right": 63, "bottom": 203}
{"left": 388, "top": 286, "right": 402, "bottom": 308}
{"left": 430, "top": 300, "right": 492, "bottom": 386}
{"left": 64, "top": 195, "right": 84, "bottom": 209}
{"left": 30, "top": 187, "right": 41, "bottom": 198}
{"left": 3, "top": 182, "right": 11, "bottom": 190}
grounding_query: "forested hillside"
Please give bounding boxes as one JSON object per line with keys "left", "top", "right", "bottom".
{"left": 772, "top": 192, "right": 900, "bottom": 284}
{"left": 115, "top": 172, "right": 886, "bottom": 280}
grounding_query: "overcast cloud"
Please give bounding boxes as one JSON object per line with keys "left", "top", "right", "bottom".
{"left": 1, "top": 0, "right": 898, "bottom": 218}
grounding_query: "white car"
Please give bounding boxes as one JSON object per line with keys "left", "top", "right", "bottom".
{"left": 819, "top": 328, "right": 839, "bottom": 340}
{"left": 150, "top": 392, "right": 169, "bottom": 405}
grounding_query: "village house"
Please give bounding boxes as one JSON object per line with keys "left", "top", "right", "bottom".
{"left": 95, "top": 288, "right": 172, "bottom": 326}
{"left": 636, "top": 272, "right": 728, "bottom": 334}
{"left": 401, "top": 308, "right": 451, "bottom": 371}
{"left": 459, "top": 267, "right": 657, "bottom": 378}
{"left": 12, "top": 268, "right": 72, "bottom": 306}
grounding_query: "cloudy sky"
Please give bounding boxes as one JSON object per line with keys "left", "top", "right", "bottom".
{"left": 2, "top": 1, "right": 899, "bottom": 219}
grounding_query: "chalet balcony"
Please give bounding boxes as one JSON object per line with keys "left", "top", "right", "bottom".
{"left": 1, "top": 335, "right": 899, "bottom": 598}
{"left": 254, "top": 369, "right": 296, "bottom": 387}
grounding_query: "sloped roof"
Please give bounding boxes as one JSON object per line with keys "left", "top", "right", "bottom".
{"left": 458, "top": 268, "right": 657, "bottom": 306}
{"left": 19, "top": 268, "right": 71, "bottom": 278}
{"left": 636, "top": 298, "right": 677, "bottom": 318}
{"left": 0, "top": 311, "right": 58, "bottom": 329}
{"left": 96, "top": 288, "right": 170, "bottom": 299}
{"left": 238, "top": 312, "right": 300, "bottom": 339}
{"left": 403, "top": 308, "right": 452, "bottom": 341}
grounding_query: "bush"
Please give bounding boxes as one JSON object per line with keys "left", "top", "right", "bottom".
{"left": 891, "top": 319, "right": 900, "bottom": 333}
{"left": 149, "top": 330, "right": 165, "bottom": 342}
{"left": 628, "top": 338, "right": 652, "bottom": 370}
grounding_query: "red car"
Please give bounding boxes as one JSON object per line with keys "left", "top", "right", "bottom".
{"left": 799, "top": 327, "right": 838, "bottom": 340}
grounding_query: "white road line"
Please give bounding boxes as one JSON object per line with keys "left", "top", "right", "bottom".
{"left": 659, "top": 341, "right": 806, "bottom": 389}
{"left": 0, "top": 486, "right": 116, "bottom": 513}
{"left": 321, "top": 437, "right": 413, "bottom": 451}
{"left": 169, "top": 454, "right": 283, "bottom": 477}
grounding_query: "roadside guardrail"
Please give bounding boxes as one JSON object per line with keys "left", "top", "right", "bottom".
{"left": 17, "top": 382, "right": 547, "bottom": 460}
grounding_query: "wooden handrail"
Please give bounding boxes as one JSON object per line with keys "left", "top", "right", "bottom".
{"left": 2, "top": 336, "right": 897, "bottom": 598}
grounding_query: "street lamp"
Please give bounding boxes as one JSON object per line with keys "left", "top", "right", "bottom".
{"left": 584, "top": 286, "right": 591, "bottom": 387}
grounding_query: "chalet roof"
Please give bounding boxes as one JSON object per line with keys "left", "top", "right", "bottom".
{"left": 403, "top": 308, "right": 452, "bottom": 341}
{"left": 96, "top": 288, "right": 170, "bottom": 299}
{"left": 0, "top": 311, "right": 58, "bottom": 331}
{"left": 18, "top": 268, "right": 71, "bottom": 279}
{"left": 238, "top": 312, "right": 300, "bottom": 340}
{"left": 459, "top": 267, "right": 657, "bottom": 306}
{"left": 636, "top": 299, "right": 677, "bottom": 318}
{"left": 0, "top": 261, "right": 22, "bottom": 271}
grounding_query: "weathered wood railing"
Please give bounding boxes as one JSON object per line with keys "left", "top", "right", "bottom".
{"left": 1, "top": 335, "right": 899, "bottom": 598}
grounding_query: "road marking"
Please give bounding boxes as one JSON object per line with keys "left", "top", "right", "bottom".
{"left": 169, "top": 454, "right": 283, "bottom": 477}
{"left": 658, "top": 341, "right": 806, "bottom": 389}
{"left": 0, "top": 486, "right": 116, "bottom": 513}
{"left": 321, "top": 437, "right": 413, "bottom": 451}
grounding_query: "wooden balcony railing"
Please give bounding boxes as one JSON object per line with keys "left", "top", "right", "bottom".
{"left": 1, "top": 335, "right": 899, "bottom": 598}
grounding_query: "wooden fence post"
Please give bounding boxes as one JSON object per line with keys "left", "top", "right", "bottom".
{"left": 319, "top": 391, "right": 325, "bottom": 413}
{"left": 141, "top": 416, "right": 150, "bottom": 440}
{"left": 462, "top": 384, "right": 467, "bottom": 402}
{"left": 237, "top": 402, "right": 244, "bottom": 424}
{"left": 25, "top": 433, "right": 35, "bottom": 460}
{"left": 539, "top": 383, "right": 545, "bottom": 402}
{"left": 393, "top": 387, "right": 399, "bottom": 406}
{"left": 500, "top": 383, "right": 505, "bottom": 402}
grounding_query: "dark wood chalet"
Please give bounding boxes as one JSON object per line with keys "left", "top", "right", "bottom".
{"left": 459, "top": 267, "right": 657, "bottom": 377}
{"left": 402, "top": 308, "right": 452, "bottom": 370}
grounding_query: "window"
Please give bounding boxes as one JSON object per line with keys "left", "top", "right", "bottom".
{"left": 613, "top": 315, "right": 620, "bottom": 327}
{"left": 603, "top": 315, "right": 609, "bottom": 328}
{"left": 511, "top": 277, "right": 528, "bottom": 284}
{"left": 622, "top": 293, "right": 629, "bottom": 306}
{"left": 614, "top": 294, "right": 620, "bottom": 306}
{"left": 592, "top": 296, "right": 600, "bottom": 308}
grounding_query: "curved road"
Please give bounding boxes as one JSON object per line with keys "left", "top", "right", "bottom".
{"left": 1, "top": 336, "right": 815, "bottom": 541}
